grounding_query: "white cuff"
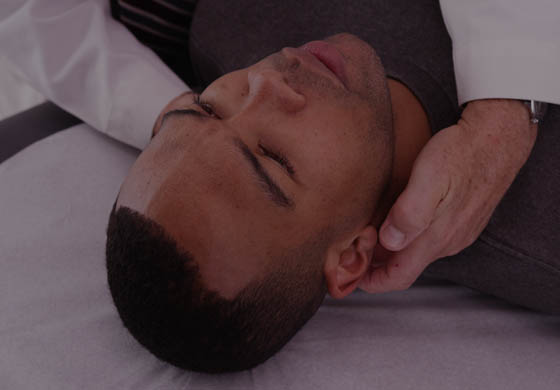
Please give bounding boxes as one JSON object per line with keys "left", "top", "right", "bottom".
{"left": 453, "top": 39, "right": 560, "bottom": 106}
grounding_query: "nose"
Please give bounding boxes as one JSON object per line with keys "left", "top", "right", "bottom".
{"left": 247, "top": 67, "right": 306, "bottom": 113}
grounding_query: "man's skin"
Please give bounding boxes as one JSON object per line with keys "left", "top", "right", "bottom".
{"left": 365, "top": 95, "right": 536, "bottom": 292}
{"left": 153, "top": 68, "right": 433, "bottom": 218}
{"left": 116, "top": 33, "right": 424, "bottom": 299}
{"left": 118, "top": 32, "right": 535, "bottom": 298}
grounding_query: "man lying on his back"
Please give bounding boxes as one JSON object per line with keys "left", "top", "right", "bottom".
{"left": 107, "top": 33, "right": 400, "bottom": 372}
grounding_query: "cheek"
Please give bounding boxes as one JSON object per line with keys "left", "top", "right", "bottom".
{"left": 193, "top": 157, "right": 259, "bottom": 210}
{"left": 294, "top": 126, "right": 353, "bottom": 180}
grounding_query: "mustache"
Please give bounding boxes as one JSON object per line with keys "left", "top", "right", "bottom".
{"left": 264, "top": 49, "right": 347, "bottom": 98}
{"left": 267, "top": 50, "right": 301, "bottom": 73}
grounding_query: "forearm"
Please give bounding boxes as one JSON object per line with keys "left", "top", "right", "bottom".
{"left": 0, "top": 0, "right": 188, "bottom": 150}
{"left": 458, "top": 99, "right": 538, "bottom": 190}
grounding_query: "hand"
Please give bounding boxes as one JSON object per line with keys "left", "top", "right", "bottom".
{"left": 152, "top": 91, "right": 194, "bottom": 137}
{"left": 359, "top": 99, "right": 538, "bottom": 293}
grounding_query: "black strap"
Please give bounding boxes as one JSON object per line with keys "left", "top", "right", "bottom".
{"left": 0, "top": 102, "right": 81, "bottom": 164}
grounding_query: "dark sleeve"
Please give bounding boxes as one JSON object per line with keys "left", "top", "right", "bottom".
{"left": 109, "top": 0, "right": 200, "bottom": 87}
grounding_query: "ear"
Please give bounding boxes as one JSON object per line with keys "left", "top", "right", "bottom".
{"left": 323, "top": 225, "right": 377, "bottom": 299}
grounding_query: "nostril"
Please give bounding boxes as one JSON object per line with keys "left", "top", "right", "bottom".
{"left": 278, "top": 90, "right": 306, "bottom": 113}
{"left": 287, "top": 56, "right": 301, "bottom": 72}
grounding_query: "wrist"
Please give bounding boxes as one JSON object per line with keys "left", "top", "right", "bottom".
{"left": 462, "top": 98, "right": 537, "bottom": 138}
{"left": 465, "top": 98, "right": 529, "bottom": 123}
{"left": 460, "top": 98, "right": 538, "bottom": 162}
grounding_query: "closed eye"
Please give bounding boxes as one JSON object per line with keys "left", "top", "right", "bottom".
{"left": 193, "top": 94, "right": 296, "bottom": 178}
{"left": 194, "top": 94, "right": 221, "bottom": 119}
{"left": 258, "top": 144, "right": 296, "bottom": 176}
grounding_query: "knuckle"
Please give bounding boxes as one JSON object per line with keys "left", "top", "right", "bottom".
{"left": 431, "top": 220, "right": 454, "bottom": 247}
{"left": 443, "top": 229, "right": 456, "bottom": 248}
{"left": 443, "top": 230, "right": 475, "bottom": 256}
{"left": 442, "top": 214, "right": 485, "bottom": 256}
{"left": 446, "top": 245, "right": 463, "bottom": 256}
{"left": 441, "top": 234, "right": 462, "bottom": 256}
{"left": 392, "top": 201, "right": 431, "bottom": 232}
{"left": 464, "top": 233, "right": 479, "bottom": 249}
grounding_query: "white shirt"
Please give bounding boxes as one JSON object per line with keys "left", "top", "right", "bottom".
{"left": 0, "top": 0, "right": 187, "bottom": 150}
{"left": 440, "top": 0, "right": 560, "bottom": 106}
{"left": 1, "top": 0, "right": 559, "bottom": 151}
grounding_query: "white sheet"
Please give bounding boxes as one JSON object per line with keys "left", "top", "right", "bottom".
{"left": 1, "top": 124, "right": 559, "bottom": 389}
{"left": 0, "top": 58, "right": 45, "bottom": 120}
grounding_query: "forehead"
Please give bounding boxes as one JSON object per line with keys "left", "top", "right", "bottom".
{"left": 138, "top": 133, "right": 317, "bottom": 298}
{"left": 117, "top": 107, "right": 374, "bottom": 298}
{"left": 152, "top": 79, "right": 370, "bottom": 209}
{"left": 125, "top": 114, "right": 316, "bottom": 238}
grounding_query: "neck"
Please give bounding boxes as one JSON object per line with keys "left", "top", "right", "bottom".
{"left": 375, "top": 78, "right": 432, "bottom": 223}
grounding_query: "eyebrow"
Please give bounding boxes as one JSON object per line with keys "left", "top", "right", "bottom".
{"left": 156, "top": 109, "right": 207, "bottom": 138}
{"left": 234, "top": 138, "right": 295, "bottom": 209}
{"left": 158, "top": 109, "right": 295, "bottom": 209}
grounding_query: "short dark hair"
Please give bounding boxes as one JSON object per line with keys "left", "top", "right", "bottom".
{"left": 105, "top": 205, "right": 328, "bottom": 373}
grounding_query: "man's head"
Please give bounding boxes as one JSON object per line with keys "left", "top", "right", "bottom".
{"left": 106, "top": 33, "right": 393, "bottom": 372}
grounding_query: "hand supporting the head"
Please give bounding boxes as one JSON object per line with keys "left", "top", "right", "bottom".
{"left": 359, "top": 98, "right": 538, "bottom": 293}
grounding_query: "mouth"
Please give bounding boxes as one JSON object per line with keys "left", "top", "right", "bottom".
{"left": 301, "top": 41, "right": 348, "bottom": 89}
{"left": 281, "top": 42, "right": 348, "bottom": 90}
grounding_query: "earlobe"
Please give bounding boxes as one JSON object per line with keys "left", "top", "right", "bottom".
{"left": 324, "top": 225, "right": 377, "bottom": 299}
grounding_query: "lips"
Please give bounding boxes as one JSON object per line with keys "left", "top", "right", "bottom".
{"left": 301, "top": 41, "right": 348, "bottom": 89}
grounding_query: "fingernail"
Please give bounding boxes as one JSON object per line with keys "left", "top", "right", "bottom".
{"left": 382, "top": 224, "right": 406, "bottom": 248}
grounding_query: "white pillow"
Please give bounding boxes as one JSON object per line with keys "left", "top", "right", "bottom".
{"left": 1, "top": 125, "right": 558, "bottom": 390}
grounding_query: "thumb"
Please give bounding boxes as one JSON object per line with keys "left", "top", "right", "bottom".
{"left": 379, "top": 160, "right": 448, "bottom": 251}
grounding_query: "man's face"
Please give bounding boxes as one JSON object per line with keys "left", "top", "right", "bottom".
{"left": 117, "top": 33, "right": 390, "bottom": 298}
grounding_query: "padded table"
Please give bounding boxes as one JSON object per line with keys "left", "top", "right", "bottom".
{"left": 1, "top": 109, "right": 559, "bottom": 390}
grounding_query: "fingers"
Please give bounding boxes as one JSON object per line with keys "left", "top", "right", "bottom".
{"left": 379, "top": 159, "right": 449, "bottom": 251}
{"left": 358, "top": 231, "right": 437, "bottom": 293}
